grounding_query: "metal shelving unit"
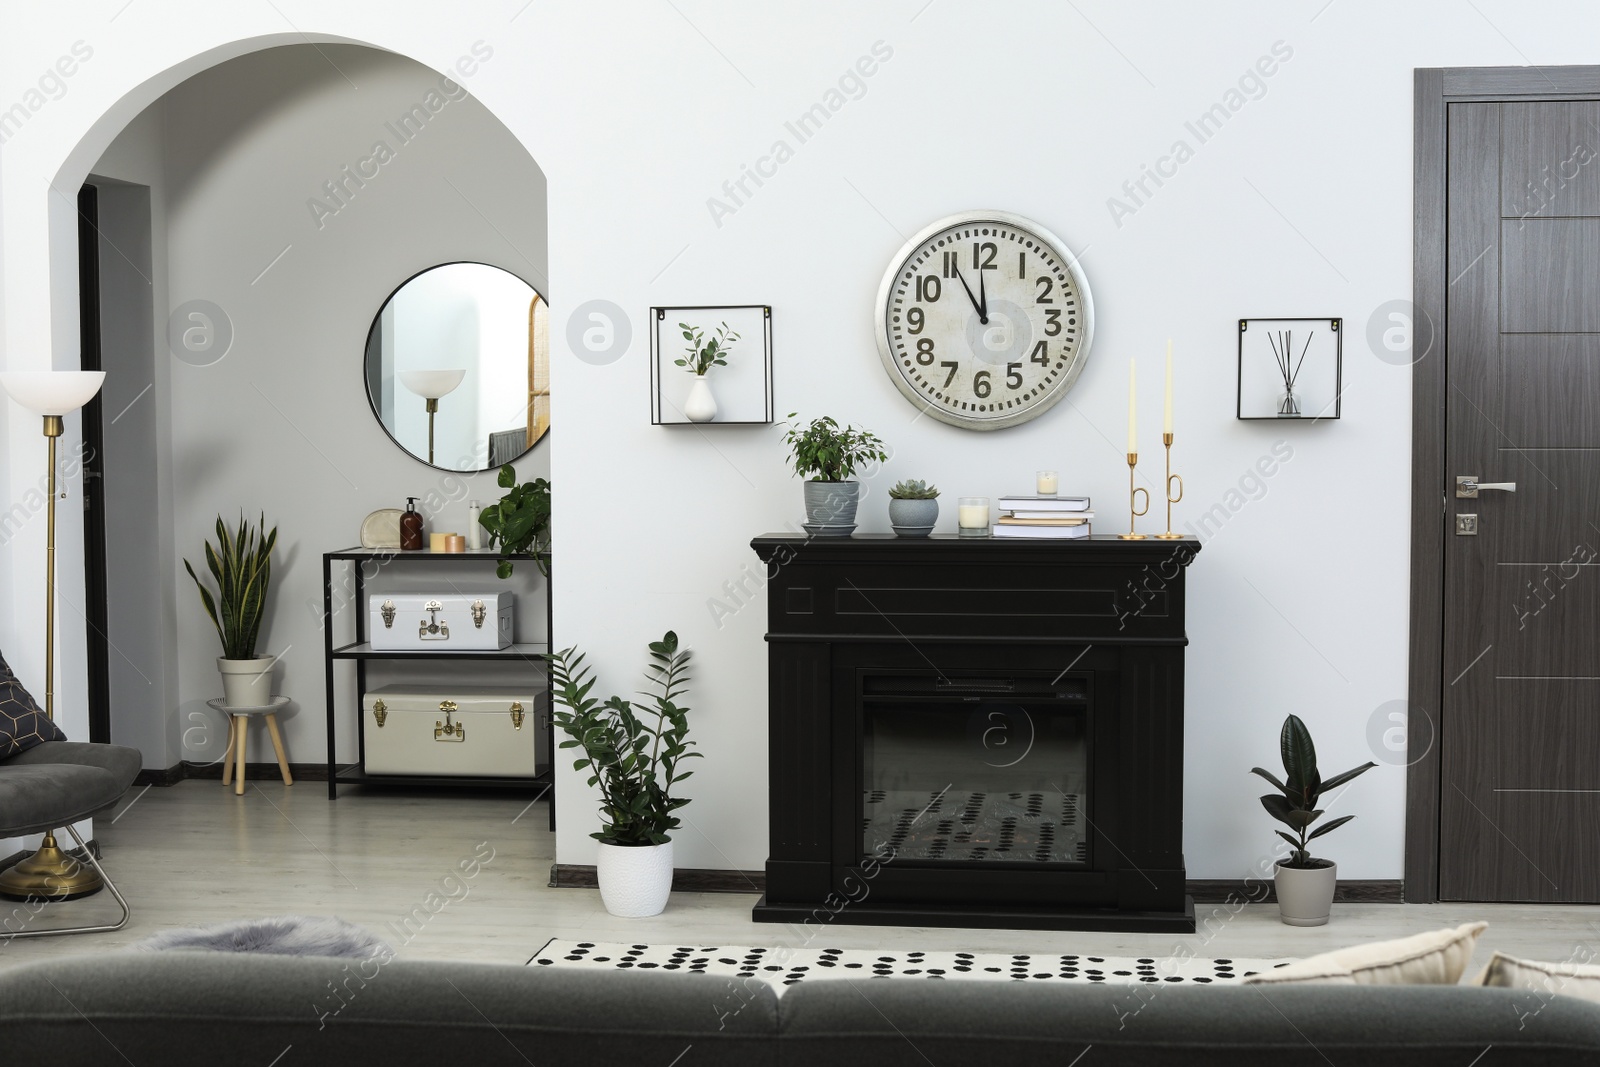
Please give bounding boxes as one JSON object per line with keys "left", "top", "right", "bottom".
{"left": 320, "top": 547, "right": 553, "bottom": 829}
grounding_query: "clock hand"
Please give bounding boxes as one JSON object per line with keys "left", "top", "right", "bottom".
{"left": 953, "top": 268, "right": 986, "bottom": 323}
{"left": 978, "top": 269, "right": 989, "bottom": 324}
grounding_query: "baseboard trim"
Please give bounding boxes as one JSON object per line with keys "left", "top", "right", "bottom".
{"left": 548, "top": 866, "right": 1404, "bottom": 903}
{"left": 1187, "top": 879, "right": 1404, "bottom": 904}
{"left": 134, "top": 761, "right": 331, "bottom": 787}
{"left": 550, "top": 863, "right": 764, "bottom": 894}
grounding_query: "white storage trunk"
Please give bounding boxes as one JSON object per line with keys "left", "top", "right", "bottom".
{"left": 362, "top": 684, "right": 547, "bottom": 777}
{"left": 367, "top": 592, "right": 514, "bottom": 650}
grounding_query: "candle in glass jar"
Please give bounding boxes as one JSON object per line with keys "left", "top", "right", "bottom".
{"left": 958, "top": 497, "right": 990, "bottom": 529}
{"left": 1127, "top": 359, "right": 1137, "bottom": 454}
{"left": 1036, "top": 470, "right": 1059, "bottom": 495}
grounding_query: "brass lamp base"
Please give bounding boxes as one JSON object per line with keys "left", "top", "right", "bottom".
{"left": 0, "top": 833, "right": 104, "bottom": 901}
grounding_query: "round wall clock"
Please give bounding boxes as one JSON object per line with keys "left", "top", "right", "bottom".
{"left": 874, "top": 210, "right": 1095, "bottom": 431}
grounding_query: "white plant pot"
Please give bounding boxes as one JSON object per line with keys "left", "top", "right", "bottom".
{"left": 218, "top": 656, "right": 275, "bottom": 708}
{"left": 1275, "top": 860, "right": 1337, "bottom": 927}
{"left": 683, "top": 378, "right": 718, "bottom": 423}
{"left": 596, "top": 840, "right": 674, "bottom": 918}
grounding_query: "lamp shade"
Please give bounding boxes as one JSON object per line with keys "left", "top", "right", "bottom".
{"left": 0, "top": 371, "right": 106, "bottom": 415}
{"left": 398, "top": 369, "right": 466, "bottom": 400}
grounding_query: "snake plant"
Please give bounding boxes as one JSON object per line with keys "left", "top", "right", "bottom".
{"left": 184, "top": 513, "right": 277, "bottom": 660}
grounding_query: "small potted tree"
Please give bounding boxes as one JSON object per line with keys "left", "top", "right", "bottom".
{"left": 675, "top": 320, "right": 739, "bottom": 423}
{"left": 1251, "top": 714, "right": 1376, "bottom": 926}
{"left": 549, "top": 631, "right": 699, "bottom": 918}
{"left": 185, "top": 513, "right": 278, "bottom": 707}
{"left": 781, "top": 412, "right": 889, "bottom": 536}
{"left": 888, "top": 479, "right": 940, "bottom": 537}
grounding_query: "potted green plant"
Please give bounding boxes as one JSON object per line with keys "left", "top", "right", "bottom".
{"left": 184, "top": 513, "right": 278, "bottom": 708}
{"left": 549, "top": 630, "right": 699, "bottom": 918}
{"left": 478, "top": 465, "right": 551, "bottom": 579}
{"left": 674, "top": 320, "right": 740, "bottom": 423}
{"left": 781, "top": 412, "right": 889, "bottom": 536}
{"left": 888, "top": 479, "right": 940, "bottom": 537}
{"left": 1251, "top": 714, "right": 1376, "bottom": 926}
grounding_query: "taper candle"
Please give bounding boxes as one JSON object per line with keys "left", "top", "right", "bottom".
{"left": 1164, "top": 339, "right": 1173, "bottom": 434}
{"left": 1127, "top": 359, "right": 1137, "bottom": 453}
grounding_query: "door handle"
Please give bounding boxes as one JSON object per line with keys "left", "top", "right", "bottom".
{"left": 1456, "top": 476, "right": 1517, "bottom": 499}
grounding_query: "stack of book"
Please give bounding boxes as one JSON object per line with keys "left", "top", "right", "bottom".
{"left": 994, "top": 495, "right": 1092, "bottom": 539}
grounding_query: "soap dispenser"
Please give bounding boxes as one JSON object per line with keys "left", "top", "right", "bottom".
{"left": 400, "top": 497, "right": 424, "bottom": 551}
{"left": 467, "top": 500, "right": 482, "bottom": 551}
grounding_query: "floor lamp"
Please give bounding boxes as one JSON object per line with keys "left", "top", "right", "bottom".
{"left": 0, "top": 369, "right": 107, "bottom": 900}
{"left": 398, "top": 369, "right": 465, "bottom": 466}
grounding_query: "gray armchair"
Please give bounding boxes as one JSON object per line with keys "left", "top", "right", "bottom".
{"left": 0, "top": 740, "right": 140, "bottom": 937}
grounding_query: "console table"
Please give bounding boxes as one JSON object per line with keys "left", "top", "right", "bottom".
{"left": 320, "top": 548, "right": 554, "bottom": 829}
{"left": 749, "top": 533, "right": 1200, "bottom": 932}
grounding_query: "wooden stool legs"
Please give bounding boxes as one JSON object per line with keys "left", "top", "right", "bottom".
{"left": 265, "top": 713, "right": 294, "bottom": 786}
{"left": 223, "top": 712, "right": 293, "bottom": 794}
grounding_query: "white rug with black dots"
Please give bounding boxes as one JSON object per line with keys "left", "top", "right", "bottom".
{"left": 532, "top": 940, "right": 1293, "bottom": 989}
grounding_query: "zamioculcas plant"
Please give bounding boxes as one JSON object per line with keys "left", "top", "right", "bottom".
{"left": 1251, "top": 714, "right": 1376, "bottom": 868}
{"left": 184, "top": 513, "right": 277, "bottom": 660}
{"left": 549, "top": 631, "right": 699, "bottom": 846}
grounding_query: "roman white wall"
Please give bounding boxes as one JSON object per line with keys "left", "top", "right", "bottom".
{"left": 2, "top": 1, "right": 1590, "bottom": 880}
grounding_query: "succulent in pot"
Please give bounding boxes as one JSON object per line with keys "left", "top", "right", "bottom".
{"left": 781, "top": 412, "right": 889, "bottom": 537}
{"left": 887, "top": 479, "right": 940, "bottom": 537}
{"left": 1251, "top": 714, "right": 1376, "bottom": 927}
{"left": 185, "top": 513, "right": 278, "bottom": 708}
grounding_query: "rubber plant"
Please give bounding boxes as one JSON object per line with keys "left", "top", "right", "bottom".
{"left": 183, "top": 513, "right": 277, "bottom": 659}
{"left": 1251, "top": 714, "right": 1376, "bottom": 869}
{"left": 549, "top": 631, "right": 699, "bottom": 846}
{"left": 478, "top": 464, "right": 551, "bottom": 578}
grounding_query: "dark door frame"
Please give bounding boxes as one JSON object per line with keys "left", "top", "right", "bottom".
{"left": 1407, "top": 65, "right": 1600, "bottom": 902}
{"left": 76, "top": 183, "right": 112, "bottom": 746}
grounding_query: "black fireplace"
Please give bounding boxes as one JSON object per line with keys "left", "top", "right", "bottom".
{"left": 751, "top": 533, "right": 1200, "bottom": 932}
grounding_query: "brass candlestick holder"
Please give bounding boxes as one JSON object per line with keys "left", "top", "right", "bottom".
{"left": 1118, "top": 452, "right": 1149, "bottom": 540}
{"left": 1156, "top": 431, "right": 1185, "bottom": 539}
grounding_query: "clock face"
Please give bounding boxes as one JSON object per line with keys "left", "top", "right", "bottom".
{"left": 874, "top": 211, "right": 1094, "bottom": 430}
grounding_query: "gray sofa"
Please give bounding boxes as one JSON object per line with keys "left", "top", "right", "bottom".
{"left": 2, "top": 951, "right": 1599, "bottom": 1065}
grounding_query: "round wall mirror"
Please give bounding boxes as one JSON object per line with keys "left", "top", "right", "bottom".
{"left": 364, "top": 262, "right": 549, "bottom": 472}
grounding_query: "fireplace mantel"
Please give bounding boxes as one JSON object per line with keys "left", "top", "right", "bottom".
{"left": 750, "top": 533, "right": 1201, "bottom": 933}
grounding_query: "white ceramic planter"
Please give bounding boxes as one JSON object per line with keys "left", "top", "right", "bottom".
{"left": 218, "top": 656, "right": 275, "bottom": 708}
{"left": 683, "top": 378, "right": 718, "bottom": 422}
{"left": 596, "top": 840, "right": 674, "bottom": 918}
{"left": 1275, "top": 860, "right": 1337, "bottom": 926}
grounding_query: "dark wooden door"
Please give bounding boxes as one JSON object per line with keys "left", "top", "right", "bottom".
{"left": 1440, "top": 100, "right": 1600, "bottom": 900}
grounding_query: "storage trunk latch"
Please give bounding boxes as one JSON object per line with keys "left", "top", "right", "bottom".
{"left": 435, "top": 700, "right": 465, "bottom": 741}
{"left": 380, "top": 600, "right": 397, "bottom": 629}
{"left": 472, "top": 600, "right": 487, "bottom": 628}
{"left": 509, "top": 701, "right": 525, "bottom": 730}
{"left": 372, "top": 698, "right": 387, "bottom": 728}
{"left": 420, "top": 600, "right": 450, "bottom": 641}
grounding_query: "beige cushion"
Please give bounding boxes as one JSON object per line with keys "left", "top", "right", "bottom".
{"left": 1244, "top": 922, "right": 1487, "bottom": 986}
{"left": 1475, "top": 951, "right": 1600, "bottom": 1003}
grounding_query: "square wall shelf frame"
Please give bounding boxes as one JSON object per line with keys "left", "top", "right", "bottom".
{"left": 1236, "top": 316, "right": 1343, "bottom": 421}
{"left": 650, "top": 304, "right": 774, "bottom": 425}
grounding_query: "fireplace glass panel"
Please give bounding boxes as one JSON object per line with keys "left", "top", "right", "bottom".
{"left": 862, "top": 698, "right": 1088, "bottom": 865}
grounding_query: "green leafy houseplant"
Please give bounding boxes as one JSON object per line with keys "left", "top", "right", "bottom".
{"left": 1251, "top": 714, "right": 1376, "bottom": 869}
{"left": 549, "top": 631, "right": 700, "bottom": 846}
{"left": 781, "top": 413, "right": 889, "bottom": 482}
{"left": 183, "top": 513, "right": 277, "bottom": 660}
{"left": 478, "top": 464, "right": 551, "bottom": 578}
{"left": 889, "top": 479, "right": 939, "bottom": 500}
{"left": 674, "top": 321, "right": 740, "bottom": 376}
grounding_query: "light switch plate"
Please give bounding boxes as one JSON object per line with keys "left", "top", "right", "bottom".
{"left": 1456, "top": 513, "right": 1478, "bottom": 536}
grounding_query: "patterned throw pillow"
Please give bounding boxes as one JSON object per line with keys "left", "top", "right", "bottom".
{"left": 0, "top": 649, "right": 65, "bottom": 759}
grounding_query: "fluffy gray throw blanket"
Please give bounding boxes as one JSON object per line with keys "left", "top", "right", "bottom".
{"left": 131, "top": 915, "right": 390, "bottom": 959}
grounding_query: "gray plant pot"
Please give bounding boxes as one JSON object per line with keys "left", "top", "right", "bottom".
{"left": 1275, "top": 859, "right": 1337, "bottom": 927}
{"left": 888, "top": 497, "right": 939, "bottom": 537}
{"left": 803, "top": 480, "right": 860, "bottom": 534}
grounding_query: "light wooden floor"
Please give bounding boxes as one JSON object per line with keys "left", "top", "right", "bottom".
{"left": 2, "top": 780, "right": 1597, "bottom": 973}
